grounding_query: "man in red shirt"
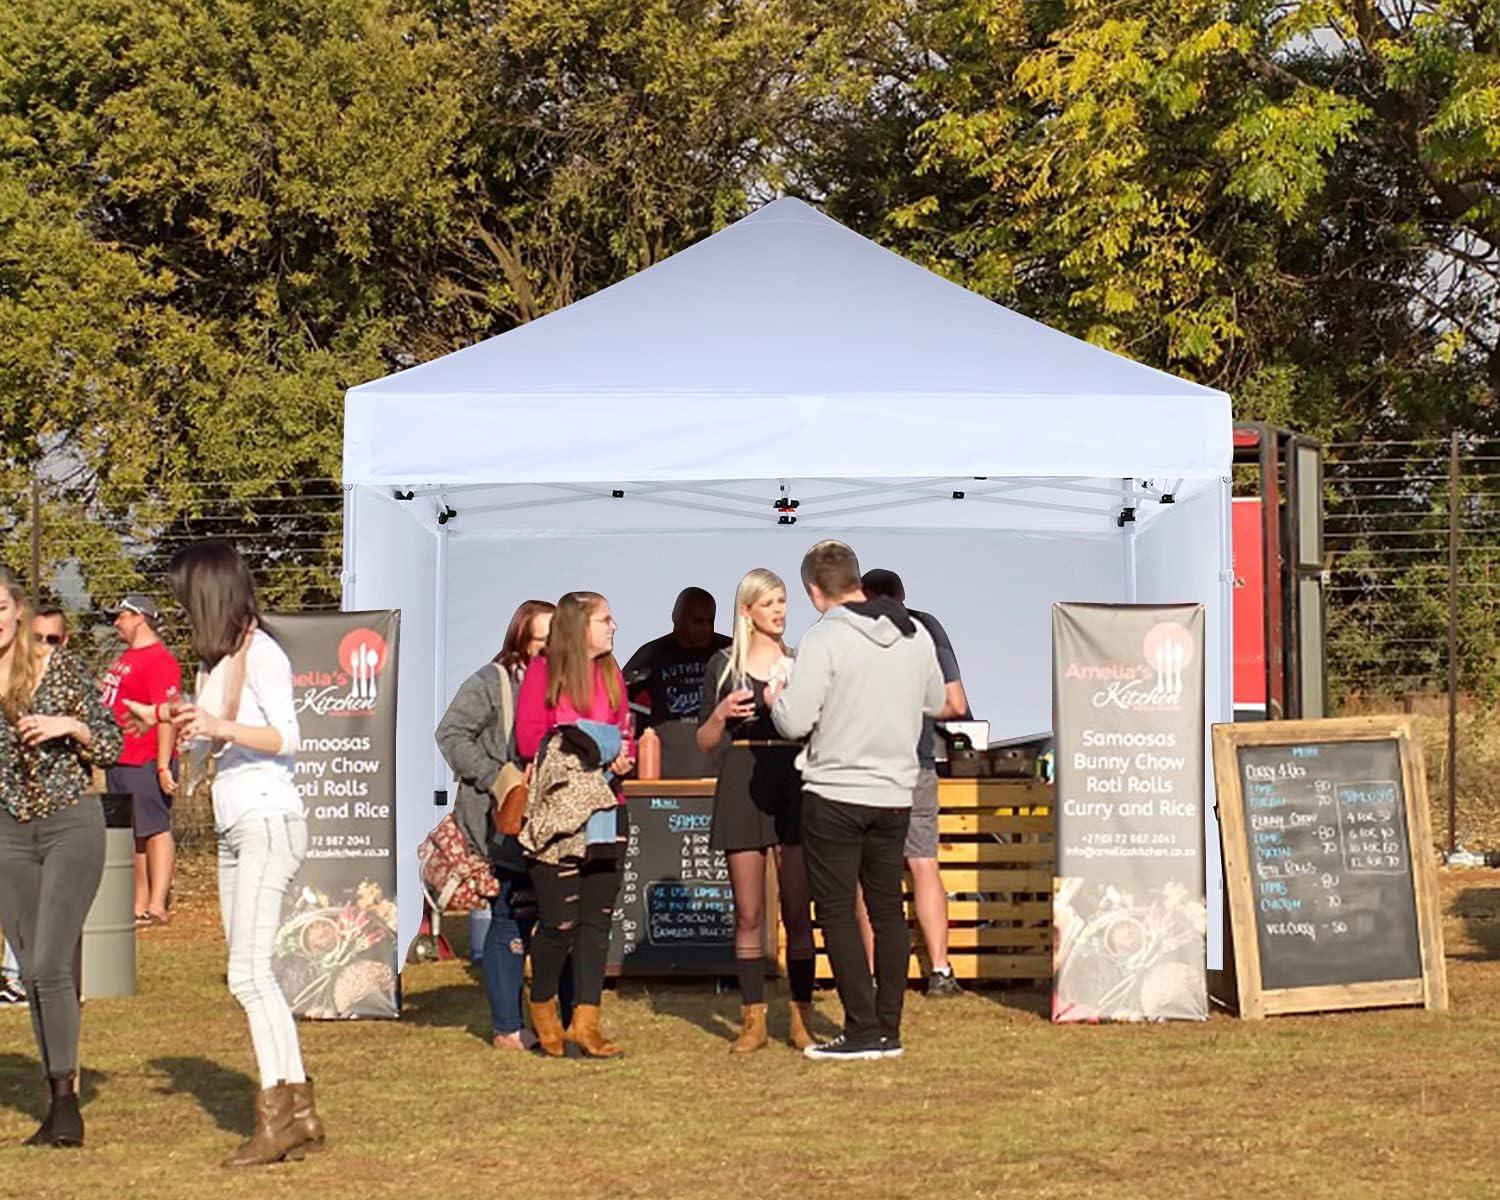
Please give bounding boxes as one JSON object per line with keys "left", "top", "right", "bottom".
{"left": 100, "top": 595, "right": 182, "bottom": 925}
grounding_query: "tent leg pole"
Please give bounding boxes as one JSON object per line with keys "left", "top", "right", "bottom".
{"left": 434, "top": 520, "right": 450, "bottom": 802}
{"left": 1122, "top": 478, "right": 1138, "bottom": 603}
{"left": 340, "top": 484, "right": 357, "bottom": 611}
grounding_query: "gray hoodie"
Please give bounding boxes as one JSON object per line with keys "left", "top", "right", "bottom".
{"left": 771, "top": 599, "right": 945, "bottom": 808}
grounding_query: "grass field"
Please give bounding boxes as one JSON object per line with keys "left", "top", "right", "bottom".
{"left": 3, "top": 854, "right": 1500, "bottom": 1199}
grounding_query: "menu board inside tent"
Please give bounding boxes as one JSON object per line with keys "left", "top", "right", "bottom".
{"left": 1212, "top": 717, "right": 1447, "bottom": 1018}
{"left": 608, "top": 787, "right": 736, "bottom": 975}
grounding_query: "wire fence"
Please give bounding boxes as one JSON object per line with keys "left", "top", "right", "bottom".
{"left": 6, "top": 447, "right": 1497, "bottom": 704}
{"left": 1324, "top": 438, "right": 1500, "bottom": 705}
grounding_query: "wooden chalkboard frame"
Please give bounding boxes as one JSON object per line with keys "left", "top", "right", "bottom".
{"left": 1212, "top": 716, "right": 1447, "bottom": 1019}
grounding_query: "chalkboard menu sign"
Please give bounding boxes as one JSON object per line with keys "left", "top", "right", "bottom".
{"left": 1212, "top": 717, "right": 1447, "bottom": 1018}
{"left": 608, "top": 783, "right": 737, "bottom": 975}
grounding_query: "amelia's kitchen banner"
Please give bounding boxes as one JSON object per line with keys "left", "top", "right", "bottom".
{"left": 260, "top": 611, "right": 401, "bottom": 1020}
{"left": 1052, "top": 603, "right": 1206, "bottom": 1023}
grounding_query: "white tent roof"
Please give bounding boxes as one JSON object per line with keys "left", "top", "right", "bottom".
{"left": 343, "top": 198, "right": 1231, "bottom": 516}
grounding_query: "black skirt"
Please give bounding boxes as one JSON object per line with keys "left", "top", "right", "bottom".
{"left": 710, "top": 744, "right": 801, "bottom": 851}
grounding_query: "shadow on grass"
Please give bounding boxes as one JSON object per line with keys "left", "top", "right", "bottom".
{"left": 965, "top": 984, "right": 1051, "bottom": 1020}
{"left": 397, "top": 979, "right": 492, "bottom": 1042}
{"left": 1452, "top": 887, "right": 1500, "bottom": 960}
{"left": 621, "top": 979, "right": 740, "bottom": 1045}
{"left": 150, "top": 1056, "right": 257, "bottom": 1136}
{"left": 0, "top": 1054, "right": 108, "bottom": 1122}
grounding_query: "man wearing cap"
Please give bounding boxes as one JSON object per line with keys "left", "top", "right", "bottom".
{"left": 100, "top": 595, "right": 183, "bottom": 926}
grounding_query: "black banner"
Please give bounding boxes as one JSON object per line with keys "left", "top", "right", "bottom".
{"left": 260, "top": 611, "right": 401, "bottom": 1019}
{"left": 1052, "top": 603, "right": 1207, "bottom": 1022}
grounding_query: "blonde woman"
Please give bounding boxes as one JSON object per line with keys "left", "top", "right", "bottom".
{"left": 696, "top": 569, "right": 815, "bottom": 1052}
{"left": 0, "top": 565, "right": 122, "bottom": 1148}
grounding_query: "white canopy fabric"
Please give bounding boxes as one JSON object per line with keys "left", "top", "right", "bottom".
{"left": 344, "top": 197, "right": 1230, "bottom": 499}
{"left": 340, "top": 196, "right": 1234, "bottom": 972}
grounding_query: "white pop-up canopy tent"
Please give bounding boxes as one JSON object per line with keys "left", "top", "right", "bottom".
{"left": 341, "top": 197, "right": 1234, "bottom": 966}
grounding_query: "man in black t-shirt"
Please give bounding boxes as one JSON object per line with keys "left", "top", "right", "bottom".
{"left": 623, "top": 587, "right": 732, "bottom": 732}
{"left": 861, "top": 569, "right": 970, "bottom": 997}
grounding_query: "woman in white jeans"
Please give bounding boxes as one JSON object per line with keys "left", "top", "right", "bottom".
{"left": 141, "top": 539, "right": 323, "bottom": 1167}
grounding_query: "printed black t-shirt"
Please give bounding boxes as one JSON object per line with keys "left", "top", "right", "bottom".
{"left": 623, "top": 632, "right": 733, "bottom": 727}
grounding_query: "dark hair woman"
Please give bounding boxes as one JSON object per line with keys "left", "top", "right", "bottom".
{"left": 154, "top": 540, "right": 322, "bottom": 1166}
{"left": 0, "top": 565, "right": 122, "bottom": 1148}
{"left": 696, "top": 568, "right": 815, "bottom": 1052}
{"left": 436, "top": 599, "right": 572, "bottom": 1051}
{"left": 513, "top": 591, "right": 634, "bottom": 1058}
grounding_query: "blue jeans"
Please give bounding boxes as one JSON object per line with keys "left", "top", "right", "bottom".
{"left": 483, "top": 868, "right": 573, "bottom": 1036}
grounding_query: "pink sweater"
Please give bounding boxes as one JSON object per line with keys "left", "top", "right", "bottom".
{"left": 515, "top": 656, "right": 634, "bottom": 777}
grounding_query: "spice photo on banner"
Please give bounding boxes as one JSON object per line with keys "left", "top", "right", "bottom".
{"left": 260, "top": 611, "right": 401, "bottom": 1019}
{"left": 1052, "top": 603, "right": 1207, "bottom": 1023}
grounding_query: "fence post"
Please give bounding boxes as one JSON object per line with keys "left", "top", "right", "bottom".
{"left": 29, "top": 476, "right": 41, "bottom": 592}
{"left": 1447, "top": 432, "right": 1459, "bottom": 855}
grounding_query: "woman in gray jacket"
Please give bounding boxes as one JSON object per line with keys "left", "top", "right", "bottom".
{"left": 435, "top": 599, "right": 570, "bottom": 1051}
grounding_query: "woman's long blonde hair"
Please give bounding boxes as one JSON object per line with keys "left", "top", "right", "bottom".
{"left": 0, "top": 565, "right": 39, "bottom": 721}
{"left": 544, "top": 591, "right": 622, "bottom": 711}
{"left": 719, "top": 568, "right": 789, "bottom": 688}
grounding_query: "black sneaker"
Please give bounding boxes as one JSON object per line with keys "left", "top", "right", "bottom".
{"left": 876, "top": 1036, "right": 904, "bottom": 1059}
{"left": 0, "top": 978, "right": 25, "bottom": 1006}
{"left": 926, "top": 969, "right": 963, "bottom": 998}
{"left": 803, "top": 1034, "right": 885, "bottom": 1061}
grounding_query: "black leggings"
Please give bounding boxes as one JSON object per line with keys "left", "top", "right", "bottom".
{"left": 528, "top": 858, "right": 622, "bottom": 1007}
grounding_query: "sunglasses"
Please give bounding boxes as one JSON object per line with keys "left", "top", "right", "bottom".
{"left": 34, "top": 633, "right": 63, "bottom": 646}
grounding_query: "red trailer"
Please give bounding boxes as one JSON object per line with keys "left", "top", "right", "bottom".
{"left": 1232, "top": 423, "right": 1326, "bottom": 721}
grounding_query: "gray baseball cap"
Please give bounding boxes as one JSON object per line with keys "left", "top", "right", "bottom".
{"left": 106, "top": 594, "right": 159, "bottom": 619}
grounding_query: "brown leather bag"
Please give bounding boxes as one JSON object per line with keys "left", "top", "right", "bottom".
{"left": 489, "top": 665, "right": 530, "bottom": 836}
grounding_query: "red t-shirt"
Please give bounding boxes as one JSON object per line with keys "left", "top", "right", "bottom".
{"left": 100, "top": 642, "right": 183, "bottom": 767}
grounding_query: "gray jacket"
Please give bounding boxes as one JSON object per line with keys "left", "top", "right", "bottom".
{"left": 771, "top": 599, "right": 945, "bottom": 808}
{"left": 435, "top": 664, "right": 520, "bottom": 859}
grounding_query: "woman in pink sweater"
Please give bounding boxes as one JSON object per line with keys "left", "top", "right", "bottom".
{"left": 514, "top": 591, "right": 634, "bottom": 1057}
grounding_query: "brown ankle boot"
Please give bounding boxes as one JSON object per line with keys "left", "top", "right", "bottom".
{"left": 286, "top": 1078, "right": 325, "bottom": 1152}
{"left": 222, "top": 1083, "right": 304, "bottom": 1168}
{"left": 565, "top": 1003, "right": 622, "bottom": 1059}
{"left": 528, "top": 998, "right": 567, "bottom": 1058}
{"left": 730, "top": 1003, "right": 769, "bottom": 1054}
{"left": 788, "top": 1000, "right": 816, "bottom": 1051}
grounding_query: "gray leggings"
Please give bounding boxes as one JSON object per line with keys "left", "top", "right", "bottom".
{"left": 0, "top": 800, "right": 105, "bottom": 1079}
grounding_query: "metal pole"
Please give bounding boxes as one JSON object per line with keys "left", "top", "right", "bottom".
{"left": 30, "top": 476, "right": 41, "bottom": 591}
{"left": 1447, "top": 431, "right": 1459, "bottom": 855}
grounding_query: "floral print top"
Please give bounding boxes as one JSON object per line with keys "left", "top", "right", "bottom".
{"left": 0, "top": 650, "right": 123, "bottom": 822}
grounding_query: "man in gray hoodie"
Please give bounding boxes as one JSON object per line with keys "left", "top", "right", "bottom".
{"left": 770, "top": 540, "right": 945, "bottom": 1060}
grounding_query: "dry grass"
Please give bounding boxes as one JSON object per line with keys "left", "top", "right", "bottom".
{"left": 4, "top": 852, "right": 1500, "bottom": 1199}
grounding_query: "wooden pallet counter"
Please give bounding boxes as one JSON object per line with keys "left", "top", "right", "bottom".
{"left": 616, "top": 777, "right": 1054, "bottom": 985}
{"left": 792, "top": 777, "right": 1055, "bottom": 985}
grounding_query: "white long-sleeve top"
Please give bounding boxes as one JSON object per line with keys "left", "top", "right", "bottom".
{"left": 206, "top": 629, "right": 303, "bottom": 832}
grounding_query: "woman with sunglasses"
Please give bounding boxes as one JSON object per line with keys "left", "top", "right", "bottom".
{"left": 0, "top": 567, "right": 123, "bottom": 1148}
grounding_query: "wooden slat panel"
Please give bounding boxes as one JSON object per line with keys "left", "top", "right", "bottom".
{"left": 939, "top": 813, "right": 1053, "bottom": 836}
{"left": 932, "top": 868, "right": 1053, "bottom": 891}
{"left": 620, "top": 779, "right": 717, "bottom": 798}
{"left": 947, "top": 900, "right": 1053, "bottom": 921}
{"left": 807, "top": 926, "right": 1051, "bottom": 952}
{"left": 937, "top": 841, "right": 1053, "bottom": 865}
{"left": 937, "top": 779, "right": 1053, "bottom": 810}
{"left": 812, "top": 952, "right": 1052, "bottom": 981}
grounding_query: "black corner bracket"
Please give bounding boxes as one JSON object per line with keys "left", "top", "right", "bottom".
{"left": 1117, "top": 506, "right": 1136, "bottom": 527}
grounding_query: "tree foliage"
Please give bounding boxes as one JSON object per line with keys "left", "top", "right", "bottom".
{"left": 1, "top": 0, "right": 1496, "bottom": 653}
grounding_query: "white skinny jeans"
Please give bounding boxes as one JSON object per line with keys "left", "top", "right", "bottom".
{"left": 217, "top": 811, "right": 307, "bottom": 1089}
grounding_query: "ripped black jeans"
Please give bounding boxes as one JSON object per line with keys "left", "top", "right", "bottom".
{"left": 482, "top": 868, "right": 574, "bottom": 1035}
{"left": 527, "top": 858, "right": 622, "bottom": 1007}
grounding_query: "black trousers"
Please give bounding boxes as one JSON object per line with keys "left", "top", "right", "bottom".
{"left": 801, "top": 792, "right": 910, "bottom": 1043}
{"left": 528, "top": 857, "right": 622, "bottom": 1007}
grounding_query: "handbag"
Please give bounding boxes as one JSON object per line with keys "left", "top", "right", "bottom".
{"left": 489, "top": 665, "right": 531, "bottom": 836}
{"left": 417, "top": 812, "right": 500, "bottom": 910}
